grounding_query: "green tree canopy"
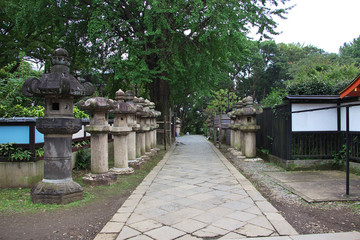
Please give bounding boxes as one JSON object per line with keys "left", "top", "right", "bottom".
{"left": 340, "top": 35, "right": 360, "bottom": 65}
{"left": 1, "top": 0, "right": 291, "bottom": 116}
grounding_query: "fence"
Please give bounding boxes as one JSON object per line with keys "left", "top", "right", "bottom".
{"left": 0, "top": 118, "right": 91, "bottom": 162}
{"left": 256, "top": 104, "right": 292, "bottom": 160}
{"left": 213, "top": 114, "right": 231, "bottom": 145}
{"left": 257, "top": 102, "right": 360, "bottom": 163}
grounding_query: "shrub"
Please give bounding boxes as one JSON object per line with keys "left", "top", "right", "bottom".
{"left": 75, "top": 149, "right": 91, "bottom": 170}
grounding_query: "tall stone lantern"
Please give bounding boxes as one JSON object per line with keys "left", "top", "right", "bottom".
{"left": 22, "top": 48, "right": 94, "bottom": 204}
{"left": 78, "top": 97, "right": 117, "bottom": 185}
{"left": 175, "top": 118, "right": 181, "bottom": 137}
{"left": 148, "top": 101, "right": 161, "bottom": 153}
{"left": 124, "top": 91, "right": 140, "bottom": 166}
{"left": 135, "top": 97, "right": 150, "bottom": 160}
{"left": 143, "top": 99, "right": 154, "bottom": 156}
{"left": 229, "top": 100, "right": 244, "bottom": 151}
{"left": 239, "top": 96, "right": 263, "bottom": 158}
{"left": 110, "top": 89, "right": 135, "bottom": 175}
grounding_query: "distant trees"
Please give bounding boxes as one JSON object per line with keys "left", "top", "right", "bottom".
{"left": 261, "top": 37, "right": 360, "bottom": 108}
{"left": 340, "top": 35, "right": 360, "bottom": 65}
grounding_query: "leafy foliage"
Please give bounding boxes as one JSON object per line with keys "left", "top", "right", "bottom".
{"left": 73, "top": 106, "right": 89, "bottom": 119}
{"left": 205, "top": 89, "right": 238, "bottom": 117}
{"left": 285, "top": 63, "right": 360, "bottom": 95}
{"left": 340, "top": 35, "right": 360, "bottom": 65}
{"left": 0, "top": 59, "right": 90, "bottom": 118}
{"left": 0, "top": 143, "right": 31, "bottom": 161}
{"left": 75, "top": 149, "right": 91, "bottom": 170}
{"left": 2, "top": 0, "right": 291, "bottom": 116}
{"left": 259, "top": 42, "right": 360, "bottom": 107}
{"left": 261, "top": 87, "right": 288, "bottom": 108}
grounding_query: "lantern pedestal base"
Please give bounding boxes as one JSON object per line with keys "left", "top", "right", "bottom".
{"left": 31, "top": 180, "right": 83, "bottom": 204}
{"left": 109, "top": 167, "right": 134, "bottom": 175}
{"left": 129, "top": 159, "right": 143, "bottom": 170}
{"left": 82, "top": 173, "right": 117, "bottom": 186}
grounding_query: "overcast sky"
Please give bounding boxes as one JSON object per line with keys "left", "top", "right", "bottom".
{"left": 270, "top": 0, "right": 360, "bottom": 54}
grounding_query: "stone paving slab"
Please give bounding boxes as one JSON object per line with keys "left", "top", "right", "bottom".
{"left": 265, "top": 171, "right": 360, "bottom": 202}
{"left": 94, "top": 135, "right": 358, "bottom": 240}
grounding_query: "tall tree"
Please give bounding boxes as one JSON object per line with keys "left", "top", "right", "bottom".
{"left": 84, "top": 0, "right": 290, "bottom": 115}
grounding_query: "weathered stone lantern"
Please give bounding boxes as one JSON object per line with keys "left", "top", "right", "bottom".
{"left": 175, "top": 118, "right": 181, "bottom": 137}
{"left": 124, "top": 91, "right": 140, "bottom": 167}
{"left": 135, "top": 97, "right": 150, "bottom": 161}
{"left": 148, "top": 101, "right": 161, "bottom": 153}
{"left": 229, "top": 100, "right": 244, "bottom": 151}
{"left": 227, "top": 108, "right": 237, "bottom": 148}
{"left": 143, "top": 99, "right": 154, "bottom": 156}
{"left": 22, "top": 48, "right": 94, "bottom": 204}
{"left": 239, "top": 96, "right": 263, "bottom": 158}
{"left": 79, "top": 97, "right": 117, "bottom": 185}
{"left": 110, "top": 89, "right": 135, "bottom": 175}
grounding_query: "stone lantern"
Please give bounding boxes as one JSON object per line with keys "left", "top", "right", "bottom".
{"left": 124, "top": 91, "right": 140, "bottom": 167}
{"left": 135, "top": 97, "right": 150, "bottom": 161}
{"left": 22, "top": 48, "right": 94, "bottom": 204}
{"left": 206, "top": 117, "right": 213, "bottom": 139}
{"left": 143, "top": 99, "right": 154, "bottom": 156}
{"left": 230, "top": 100, "right": 244, "bottom": 151}
{"left": 110, "top": 89, "right": 135, "bottom": 175}
{"left": 148, "top": 101, "right": 161, "bottom": 153}
{"left": 175, "top": 117, "right": 181, "bottom": 137}
{"left": 238, "top": 96, "right": 263, "bottom": 158}
{"left": 227, "top": 109, "right": 236, "bottom": 148}
{"left": 79, "top": 97, "right": 117, "bottom": 185}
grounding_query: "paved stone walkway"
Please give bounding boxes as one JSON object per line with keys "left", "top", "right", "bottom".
{"left": 94, "top": 135, "right": 360, "bottom": 240}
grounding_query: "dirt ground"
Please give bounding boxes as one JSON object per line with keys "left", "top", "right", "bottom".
{"left": 0, "top": 194, "right": 129, "bottom": 240}
{"left": 1, "top": 144, "right": 360, "bottom": 240}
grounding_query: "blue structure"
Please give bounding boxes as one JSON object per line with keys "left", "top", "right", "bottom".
{"left": 0, "top": 118, "right": 44, "bottom": 144}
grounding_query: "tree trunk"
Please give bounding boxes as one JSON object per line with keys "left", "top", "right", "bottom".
{"left": 149, "top": 77, "right": 170, "bottom": 117}
{"left": 146, "top": 53, "right": 170, "bottom": 117}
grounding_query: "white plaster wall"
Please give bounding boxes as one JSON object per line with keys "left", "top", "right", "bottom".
{"left": 340, "top": 101, "right": 360, "bottom": 131}
{"left": 291, "top": 103, "right": 338, "bottom": 132}
{"left": 72, "top": 125, "right": 90, "bottom": 139}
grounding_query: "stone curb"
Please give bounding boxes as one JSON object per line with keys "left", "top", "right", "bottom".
{"left": 245, "top": 231, "right": 360, "bottom": 240}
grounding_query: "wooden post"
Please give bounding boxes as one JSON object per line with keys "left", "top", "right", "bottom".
{"left": 346, "top": 105, "right": 350, "bottom": 195}
{"left": 164, "top": 115, "right": 167, "bottom": 150}
{"left": 29, "top": 122, "right": 36, "bottom": 161}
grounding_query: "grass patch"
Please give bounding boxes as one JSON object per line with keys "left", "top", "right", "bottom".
{"left": 0, "top": 145, "right": 167, "bottom": 215}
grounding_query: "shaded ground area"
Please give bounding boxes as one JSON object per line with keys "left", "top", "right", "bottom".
{"left": 265, "top": 170, "right": 360, "bottom": 202}
{"left": 222, "top": 146, "right": 360, "bottom": 235}
{"left": 0, "top": 194, "right": 128, "bottom": 240}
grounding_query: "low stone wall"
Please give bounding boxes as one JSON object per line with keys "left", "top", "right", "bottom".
{"left": 0, "top": 160, "right": 44, "bottom": 188}
{"left": 343, "top": 161, "right": 360, "bottom": 175}
{"left": 256, "top": 150, "right": 339, "bottom": 171}
{"left": 257, "top": 149, "right": 360, "bottom": 174}
{"left": 1, "top": 142, "right": 114, "bottom": 188}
